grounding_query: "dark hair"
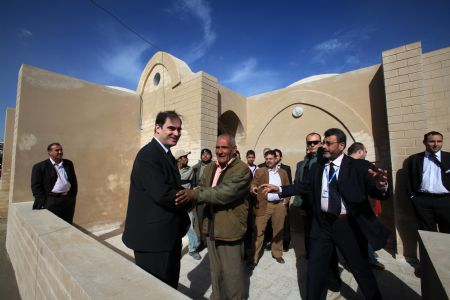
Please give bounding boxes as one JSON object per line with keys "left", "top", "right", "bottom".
{"left": 348, "top": 142, "right": 365, "bottom": 155}
{"left": 201, "top": 148, "right": 212, "bottom": 156}
{"left": 423, "top": 131, "right": 443, "bottom": 142}
{"left": 246, "top": 150, "right": 255, "bottom": 157}
{"left": 324, "top": 128, "right": 346, "bottom": 146}
{"left": 47, "top": 142, "right": 62, "bottom": 151}
{"left": 264, "top": 150, "right": 277, "bottom": 158}
{"left": 306, "top": 132, "right": 322, "bottom": 141}
{"left": 155, "top": 110, "right": 182, "bottom": 130}
{"left": 273, "top": 148, "right": 282, "bottom": 157}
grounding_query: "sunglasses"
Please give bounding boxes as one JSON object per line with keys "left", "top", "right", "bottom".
{"left": 306, "top": 141, "right": 321, "bottom": 146}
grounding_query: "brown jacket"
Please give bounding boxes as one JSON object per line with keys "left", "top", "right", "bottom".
{"left": 193, "top": 158, "right": 251, "bottom": 241}
{"left": 251, "top": 166, "right": 290, "bottom": 216}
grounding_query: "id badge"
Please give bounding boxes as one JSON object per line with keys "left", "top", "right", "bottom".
{"left": 321, "top": 186, "right": 329, "bottom": 198}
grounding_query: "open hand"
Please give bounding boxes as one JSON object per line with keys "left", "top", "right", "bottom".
{"left": 175, "top": 189, "right": 195, "bottom": 206}
{"left": 368, "top": 168, "right": 388, "bottom": 191}
{"left": 259, "top": 184, "right": 281, "bottom": 196}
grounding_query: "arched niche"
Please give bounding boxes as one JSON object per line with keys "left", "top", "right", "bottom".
{"left": 218, "top": 110, "right": 246, "bottom": 145}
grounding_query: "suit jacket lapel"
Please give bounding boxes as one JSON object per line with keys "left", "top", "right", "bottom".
{"left": 315, "top": 163, "right": 325, "bottom": 213}
{"left": 151, "top": 138, "right": 182, "bottom": 187}
{"left": 416, "top": 152, "right": 425, "bottom": 186}
{"left": 46, "top": 159, "right": 57, "bottom": 181}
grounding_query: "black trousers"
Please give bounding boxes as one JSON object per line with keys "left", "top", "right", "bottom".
{"left": 412, "top": 193, "right": 450, "bottom": 233}
{"left": 44, "top": 195, "right": 76, "bottom": 224}
{"left": 307, "top": 215, "right": 381, "bottom": 300}
{"left": 134, "top": 239, "right": 182, "bottom": 289}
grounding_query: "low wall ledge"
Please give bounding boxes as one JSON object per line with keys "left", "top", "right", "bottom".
{"left": 6, "top": 201, "right": 189, "bottom": 299}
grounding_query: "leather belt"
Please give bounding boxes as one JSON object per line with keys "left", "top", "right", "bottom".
{"left": 48, "top": 192, "right": 68, "bottom": 197}
{"left": 322, "top": 212, "right": 348, "bottom": 222}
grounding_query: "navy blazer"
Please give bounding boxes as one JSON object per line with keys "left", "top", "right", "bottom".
{"left": 31, "top": 158, "right": 78, "bottom": 209}
{"left": 122, "top": 138, "right": 190, "bottom": 252}
{"left": 282, "top": 155, "right": 390, "bottom": 250}
{"left": 405, "top": 151, "right": 450, "bottom": 197}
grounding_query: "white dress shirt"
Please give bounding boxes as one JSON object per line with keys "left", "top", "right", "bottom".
{"left": 321, "top": 153, "right": 347, "bottom": 214}
{"left": 50, "top": 158, "right": 71, "bottom": 193}
{"left": 154, "top": 137, "right": 169, "bottom": 153}
{"left": 420, "top": 150, "right": 449, "bottom": 194}
{"left": 267, "top": 165, "right": 282, "bottom": 202}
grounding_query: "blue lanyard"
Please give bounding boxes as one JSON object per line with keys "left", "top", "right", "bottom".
{"left": 326, "top": 165, "right": 339, "bottom": 185}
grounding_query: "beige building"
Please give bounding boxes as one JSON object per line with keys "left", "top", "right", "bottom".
{"left": 1, "top": 41, "right": 449, "bottom": 265}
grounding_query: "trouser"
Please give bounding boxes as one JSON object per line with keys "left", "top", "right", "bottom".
{"left": 254, "top": 201, "right": 286, "bottom": 263}
{"left": 134, "top": 239, "right": 182, "bottom": 289}
{"left": 207, "top": 239, "right": 245, "bottom": 300}
{"left": 244, "top": 194, "right": 256, "bottom": 259}
{"left": 307, "top": 214, "right": 381, "bottom": 300}
{"left": 283, "top": 205, "right": 291, "bottom": 249}
{"left": 44, "top": 195, "right": 76, "bottom": 224}
{"left": 411, "top": 193, "right": 450, "bottom": 233}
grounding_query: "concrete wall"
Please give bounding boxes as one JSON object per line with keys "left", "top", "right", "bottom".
{"left": 9, "top": 65, "right": 140, "bottom": 231}
{"left": 0, "top": 108, "right": 15, "bottom": 217}
{"left": 422, "top": 46, "right": 450, "bottom": 138}
{"left": 6, "top": 201, "right": 189, "bottom": 300}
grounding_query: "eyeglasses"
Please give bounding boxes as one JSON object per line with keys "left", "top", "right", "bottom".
{"left": 323, "top": 141, "right": 340, "bottom": 146}
{"left": 306, "top": 141, "right": 321, "bottom": 146}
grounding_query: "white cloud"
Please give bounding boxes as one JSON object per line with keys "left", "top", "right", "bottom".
{"left": 312, "top": 26, "right": 375, "bottom": 67}
{"left": 170, "top": 0, "right": 216, "bottom": 63}
{"left": 223, "top": 58, "right": 281, "bottom": 96}
{"left": 18, "top": 28, "right": 32, "bottom": 38}
{"left": 99, "top": 43, "right": 149, "bottom": 83}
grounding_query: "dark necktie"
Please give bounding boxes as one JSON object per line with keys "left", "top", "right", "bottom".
{"left": 430, "top": 153, "right": 442, "bottom": 169}
{"left": 167, "top": 150, "right": 176, "bottom": 166}
{"left": 327, "top": 162, "right": 341, "bottom": 215}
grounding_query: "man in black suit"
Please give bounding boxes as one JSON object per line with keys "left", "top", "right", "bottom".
{"left": 262, "top": 128, "right": 390, "bottom": 300}
{"left": 31, "top": 143, "right": 78, "bottom": 224}
{"left": 122, "top": 110, "right": 191, "bottom": 289}
{"left": 405, "top": 131, "right": 450, "bottom": 233}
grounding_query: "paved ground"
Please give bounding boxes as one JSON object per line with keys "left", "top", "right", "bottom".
{"left": 105, "top": 216, "right": 422, "bottom": 300}
{"left": 0, "top": 218, "right": 21, "bottom": 300}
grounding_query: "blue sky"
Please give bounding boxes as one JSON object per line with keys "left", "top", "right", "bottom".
{"left": 1, "top": 0, "right": 450, "bottom": 140}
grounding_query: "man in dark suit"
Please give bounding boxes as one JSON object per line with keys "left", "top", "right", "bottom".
{"left": 262, "top": 128, "right": 390, "bottom": 300}
{"left": 405, "top": 131, "right": 450, "bottom": 233}
{"left": 31, "top": 142, "right": 78, "bottom": 224}
{"left": 122, "top": 110, "right": 191, "bottom": 289}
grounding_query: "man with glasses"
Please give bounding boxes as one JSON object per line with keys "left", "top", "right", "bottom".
{"left": 294, "top": 133, "right": 322, "bottom": 258}
{"left": 262, "top": 128, "right": 390, "bottom": 299}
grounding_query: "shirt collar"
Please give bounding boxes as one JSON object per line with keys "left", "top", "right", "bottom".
{"left": 269, "top": 164, "right": 280, "bottom": 173}
{"left": 49, "top": 158, "right": 63, "bottom": 167}
{"left": 154, "top": 137, "right": 169, "bottom": 153}
{"left": 326, "top": 152, "right": 345, "bottom": 167}
{"left": 215, "top": 157, "right": 235, "bottom": 171}
{"left": 425, "top": 150, "right": 441, "bottom": 159}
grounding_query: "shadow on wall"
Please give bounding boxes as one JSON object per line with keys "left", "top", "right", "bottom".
{"left": 395, "top": 165, "right": 419, "bottom": 260}
{"left": 369, "top": 65, "right": 396, "bottom": 253}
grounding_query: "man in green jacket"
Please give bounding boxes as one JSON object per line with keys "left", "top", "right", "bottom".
{"left": 176, "top": 134, "right": 251, "bottom": 300}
